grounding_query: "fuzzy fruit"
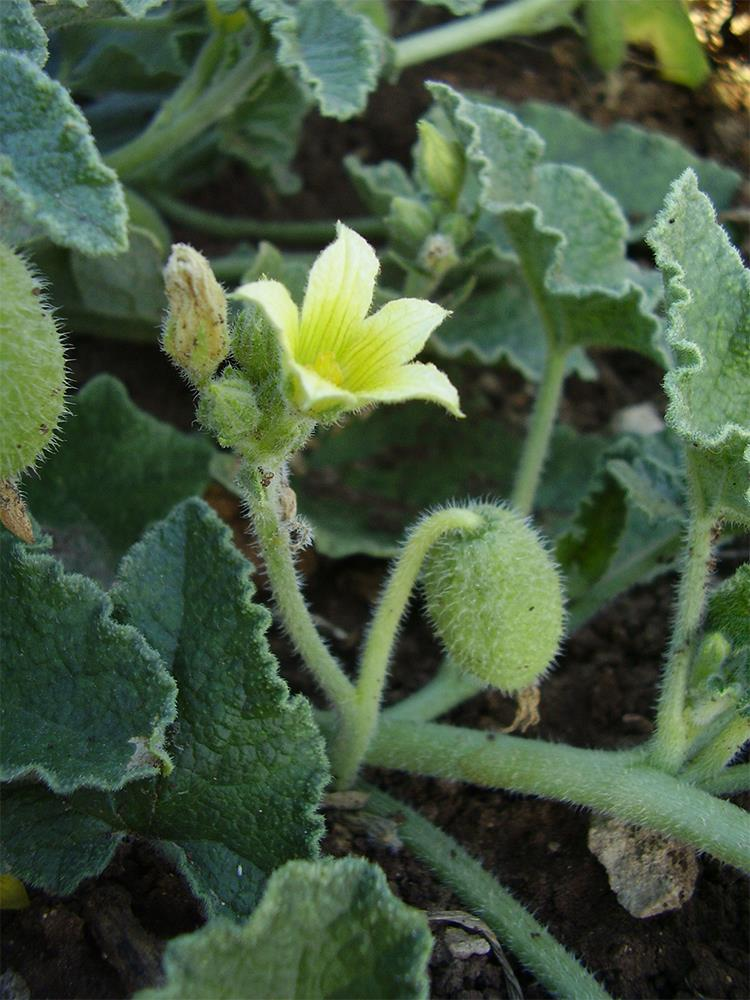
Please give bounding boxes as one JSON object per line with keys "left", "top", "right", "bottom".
{"left": 0, "top": 243, "right": 66, "bottom": 480}
{"left": 421, "top": 503, "right": 565, "bottom": 692}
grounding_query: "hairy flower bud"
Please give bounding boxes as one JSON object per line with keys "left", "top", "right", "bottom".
{"left": 415, "top": 120, "right": 465, "bottom": 206}
{"left": 421, "top": 503, "right": 565, "bottom": 692}
{"left": 163, "top": 244, "right": 228, "bottom": 384}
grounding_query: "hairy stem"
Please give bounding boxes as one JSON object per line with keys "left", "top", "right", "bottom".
{"left": 393, "top": 0, "right": 578, "bottom": 69}
{"left": 152, "top": 193, "right": 387, "bottom": 244}
{"left": 366, "top": 720, "right": 750, "bottom": 871}
{"left": 511, "top": 345, "right": 567, "bottom": 516}
{"left": 699, "top": 762, "right": 750, "bottom": 796}
{"left": 364, "top": 786, "right": 612, "bottom": 1000}
{"left": 384, "top": 658, "right": 483, "bottom": 723}
{"left": 333, "top": 508, "right": 483, "bottom": 788}
{"left": 241, "top": 466, "right": 355, "bottom": 717}
{"left": 106, "top": 35, "right": 270, "bottom": 179}
{"left": 681, "top": 715, "right": 750, "bottom": 784}
{"left": 650, "top": 485, "right": 716, "bottom": 773}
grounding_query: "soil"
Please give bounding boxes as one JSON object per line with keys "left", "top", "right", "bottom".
{"left": 3, "top": 4, "right": 749, "bottom": 999}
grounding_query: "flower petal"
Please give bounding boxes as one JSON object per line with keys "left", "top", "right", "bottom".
{"left": 297, "top": 223, "right": 379, "bottom": 364}
{"left": 346, "top": 298, "right": 449, "bottom": 390}
{"left": 288, "top": 359, "right": 359, "bottom": 416}
{"left": 233, "top": 279, "right": 299, "bottom": 355}
{"left": 357, "top": 362, "right": 463, "bottom": 417}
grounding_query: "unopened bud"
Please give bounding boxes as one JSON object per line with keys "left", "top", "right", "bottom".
{"left": 422, "top": 503, "right": 565, "bottom": 693}
{"left": 387, "top": 196, "right": 435, "bottom": 254}
{"left": 163, "top": 244, "right": 228, "bottom": 384}
{"left": 197, "top": 367, "right": 259, "bottom": 450}
{"left": 418, "top": 233, "right": 459, "bottom": 279}
{"left": 415, "top": 120, "right": 465, "bottom": 206}
{"left": 690, "top": 631, "right": 731, "bottom": 688}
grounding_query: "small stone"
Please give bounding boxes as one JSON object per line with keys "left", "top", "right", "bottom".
{"left": 444, "top": 926, "right": 491, "bottom": 960}
{"left": 588, "top": 816, "right": 698, "bottom": 918}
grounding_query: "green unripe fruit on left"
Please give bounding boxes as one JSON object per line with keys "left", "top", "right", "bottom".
{"left": 421, "top": 503, "right": 565, "bottom": 693}
{"left": 0, "top": 243, "right": 66, "bottom": 480}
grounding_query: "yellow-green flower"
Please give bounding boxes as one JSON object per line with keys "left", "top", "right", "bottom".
{"left": 234, "top": 223, "right": 462, "bottom": 418}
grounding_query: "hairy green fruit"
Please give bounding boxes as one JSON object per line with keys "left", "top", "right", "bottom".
{"left": 0, "top": 243, "right": 66, "bottom": 480}
{"left": 421, "top": 503, "right": 565, "bottom": 692}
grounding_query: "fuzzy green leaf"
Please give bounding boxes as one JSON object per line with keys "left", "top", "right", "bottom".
{"left": 25, "top": 375, "right": 214, "bottom": 582}
{"left": 0, "top": 51, "right": 128, "bottom": 254}
{"left": 296, "top": 403, "right": 609, "bottom": 558}
{"left": 2, "top": 500, "right": 328, "bottom": 914}
{"left": 647, "top": 170, "right": 750, "bottom": 526}
{"left": 250, "top": 0, "right": 386, "bottom": 120}
{"left": 707, "top": 565, "right": 750, "bottom": 651}
{"left": 345, "top": 155, "right": 416, "bottom": 215}
{"left": 0, "top": 0, "right": 47, "bottom": 65}
{"left": 499, "top": 100, "right": 740, "bottom": 236}
{"left": 138, "top": 858, "right": 432, "bottom": 1000}
{"left": 0, "top": 530, "right": 176, "bottom": 793}
{"left": 33, "top": 0, "right": 168, "bottom": 30}
{"left": 427, "top": 83, "right": 663, "bottom": 366}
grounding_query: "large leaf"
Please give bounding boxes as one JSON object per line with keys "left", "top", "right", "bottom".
{"left": 138, "top": 858, "right": 432, "bottom": 999}
{"left": 647, "top": 170, "right": 750, "bottom": 527}
{"left": 24, "top": 375, "right": 214, "bottom": 582}
{"left": 500, "top": 100, "right": 740, "bottom": 237}
{"left": 2, "top": 500, "right": 329, "bottom": 916}
{"left": 0, "top": 529, "right": 176, "bottom": 793}
{"left": 296, "top": 403, "right": 609, "bottom": 558}
{"left": 0, "top": 0, "right": 47, "bottom": 65}
{"left": 427, "top": 83, "right": 663, "bottom": 366}
{"left": 250, "top": 0, "right": 386, "bottom": 120}
{"left": 0, "top": 51, "right": 127, "bottom": 254}
{"left": 32, "top": 0, "right": 168, "bottom": 30}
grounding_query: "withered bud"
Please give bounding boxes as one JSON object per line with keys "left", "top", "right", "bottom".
{"left": 163, "top": 244, "right": 228, "bottom": 384}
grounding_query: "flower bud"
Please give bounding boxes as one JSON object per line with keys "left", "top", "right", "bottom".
{"left": 418, "top": 233, "right": 459, "bottom": 280}
{"left": 415, "top": 120, "right": 465, "bottom": 206}
{"left": 197, "top": 366, "right": 259, "bottom": 451}
{"left": 421, "top": 503, "right": 565, "bottom": 692}
{"left": 163, "top": 244, "right": 228, "bottom": 384}
{"left": 387, "top": 197, "right": 435, "bottom": 254}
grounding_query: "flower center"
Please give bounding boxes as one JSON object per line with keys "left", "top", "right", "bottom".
{"left": 311, "top": 350, "right": 345, "bottom": 386}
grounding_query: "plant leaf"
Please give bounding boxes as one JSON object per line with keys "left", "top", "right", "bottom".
{"left": 0, "top": 0, "right": 47, "bottom": 65}
{"left": 647, "top": 170, "right": 750, "bottom": 527}
{"left": 24, "top": 375, "right": 214, "bottom": 582}
{"left": 0, "top": 51, "right": 128, "bottom": 254}
{"left": 427, "top": 83, "right": 664, "bottom": 366}
{"left": 296, "top": 403, "right": 609, "bottom": 558}
{"left": 707, "top": 564, "right": 750, "bottom": 651}
{"left": 137, "top": 857, "right": 432, "bottom": 1000}
{"left": 32, "top": 0, "right": 169, "bottom": 30}
{"left": 498, "top": 100, "right": 740, "bottom": 237}
{"left": 250, "top": 0, "right": 386, "bottom": 120}
{"left": 0, "top": 529, "right": 176, "bottom": 793}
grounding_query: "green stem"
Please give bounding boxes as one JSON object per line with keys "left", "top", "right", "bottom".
{"left": 364, "top": 785, "right": 612, "bottom": 1000}
{"left": 384, "top": 657, "right": 483, "bottom": 723}
{"left": 699, "top": 762, "right": 750, "bottom": 797}
{"left": 106, "top": 35, "right": 270, "bottom": 179}
{"left": 333, "top": 508, "right": 483, "bottom": 789}
{"left": 649, "top": 498, "right": 716, "bottom": 773}
{"left": 681, "top": 715, "right": 750, "bottom": 784}
{"left": 511, "top": 345, "right": 568, "bottom": 515}
{"left": 393, "top": 0, "right": 579, "bottom": 70}
{"left": 241, "top": 466, "right": 355, "bottom": 716}
{"left": 153, "top": 192, "right": 387, "bottom": 244}
{"left": 366, "top": 720, "right": 750, "bottom": 871}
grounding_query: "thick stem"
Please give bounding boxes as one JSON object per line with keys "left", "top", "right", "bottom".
{"left": 152, "top": 193, "right": 386, "bottom": 245}
{"left": 363, "top": 786, "right": 612, "bottom": 1000}
{"left": 366, "top": 720, "right": 750, "bottom": 871}
{"left": 384, "top": 657, "right": 483, "bottom": 723}
{"left": 511, "top": 345, "right": 568, "bottom": 515}
{"left": 106, "top": 36, "right": 269, "bottom": 179}
{"left": 333, "top": 508, "right": 483, "bottom": 788}
{"left": 242, "top": 466, "right": 355, "bottom": 716}
{"left": 681, "top": 715, "right": 750, "bottom": 784}
{"left": 649, "top": 497, "right": 716, "bottom": 773}
{"left": 393, "top": 0, "right": 578, "bottom": 69}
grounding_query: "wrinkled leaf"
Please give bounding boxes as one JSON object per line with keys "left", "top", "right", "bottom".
{"left": 33, "top": 0, "right": 169, "bottom": 30}
{"left": 707, "top": 565, "right": 750, "bottom": 651}
{"left": 25, "top": 375, "right": 214, "bottom": 582}
{"left": 138, "top": 858, "right": 432, "bottom": 1000}
{"left": 647, "top": 170, "right": 750, "bottom": 526}
{"left": 251, "top": 0, "right": 386, "bottom": 120}
{"left": 297, "top": 402, "right": 609, "bottom": 558}
{"left": 2, "top": 500, "right": 328, "bottom": 915}
{"left": 0, "top": 529, "right": 176, "bottom": 793}
{"left": 500, "top": 100, "right": 740, "bottom": 236}
{"left": 345, "top": 155, "right": 416, "bottom": 215}
{"left": 0, "top": 51, "right": 127, "bottom": 254}
{"left": 0, "top": 0, "right": 47, "bottom": 65}
{"left": 427, "top": 84, "right": 663, "bottom": 365}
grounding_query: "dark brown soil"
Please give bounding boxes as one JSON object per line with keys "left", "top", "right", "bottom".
{"left": 3, "top": 5, "right": 749, "bottom": 999}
